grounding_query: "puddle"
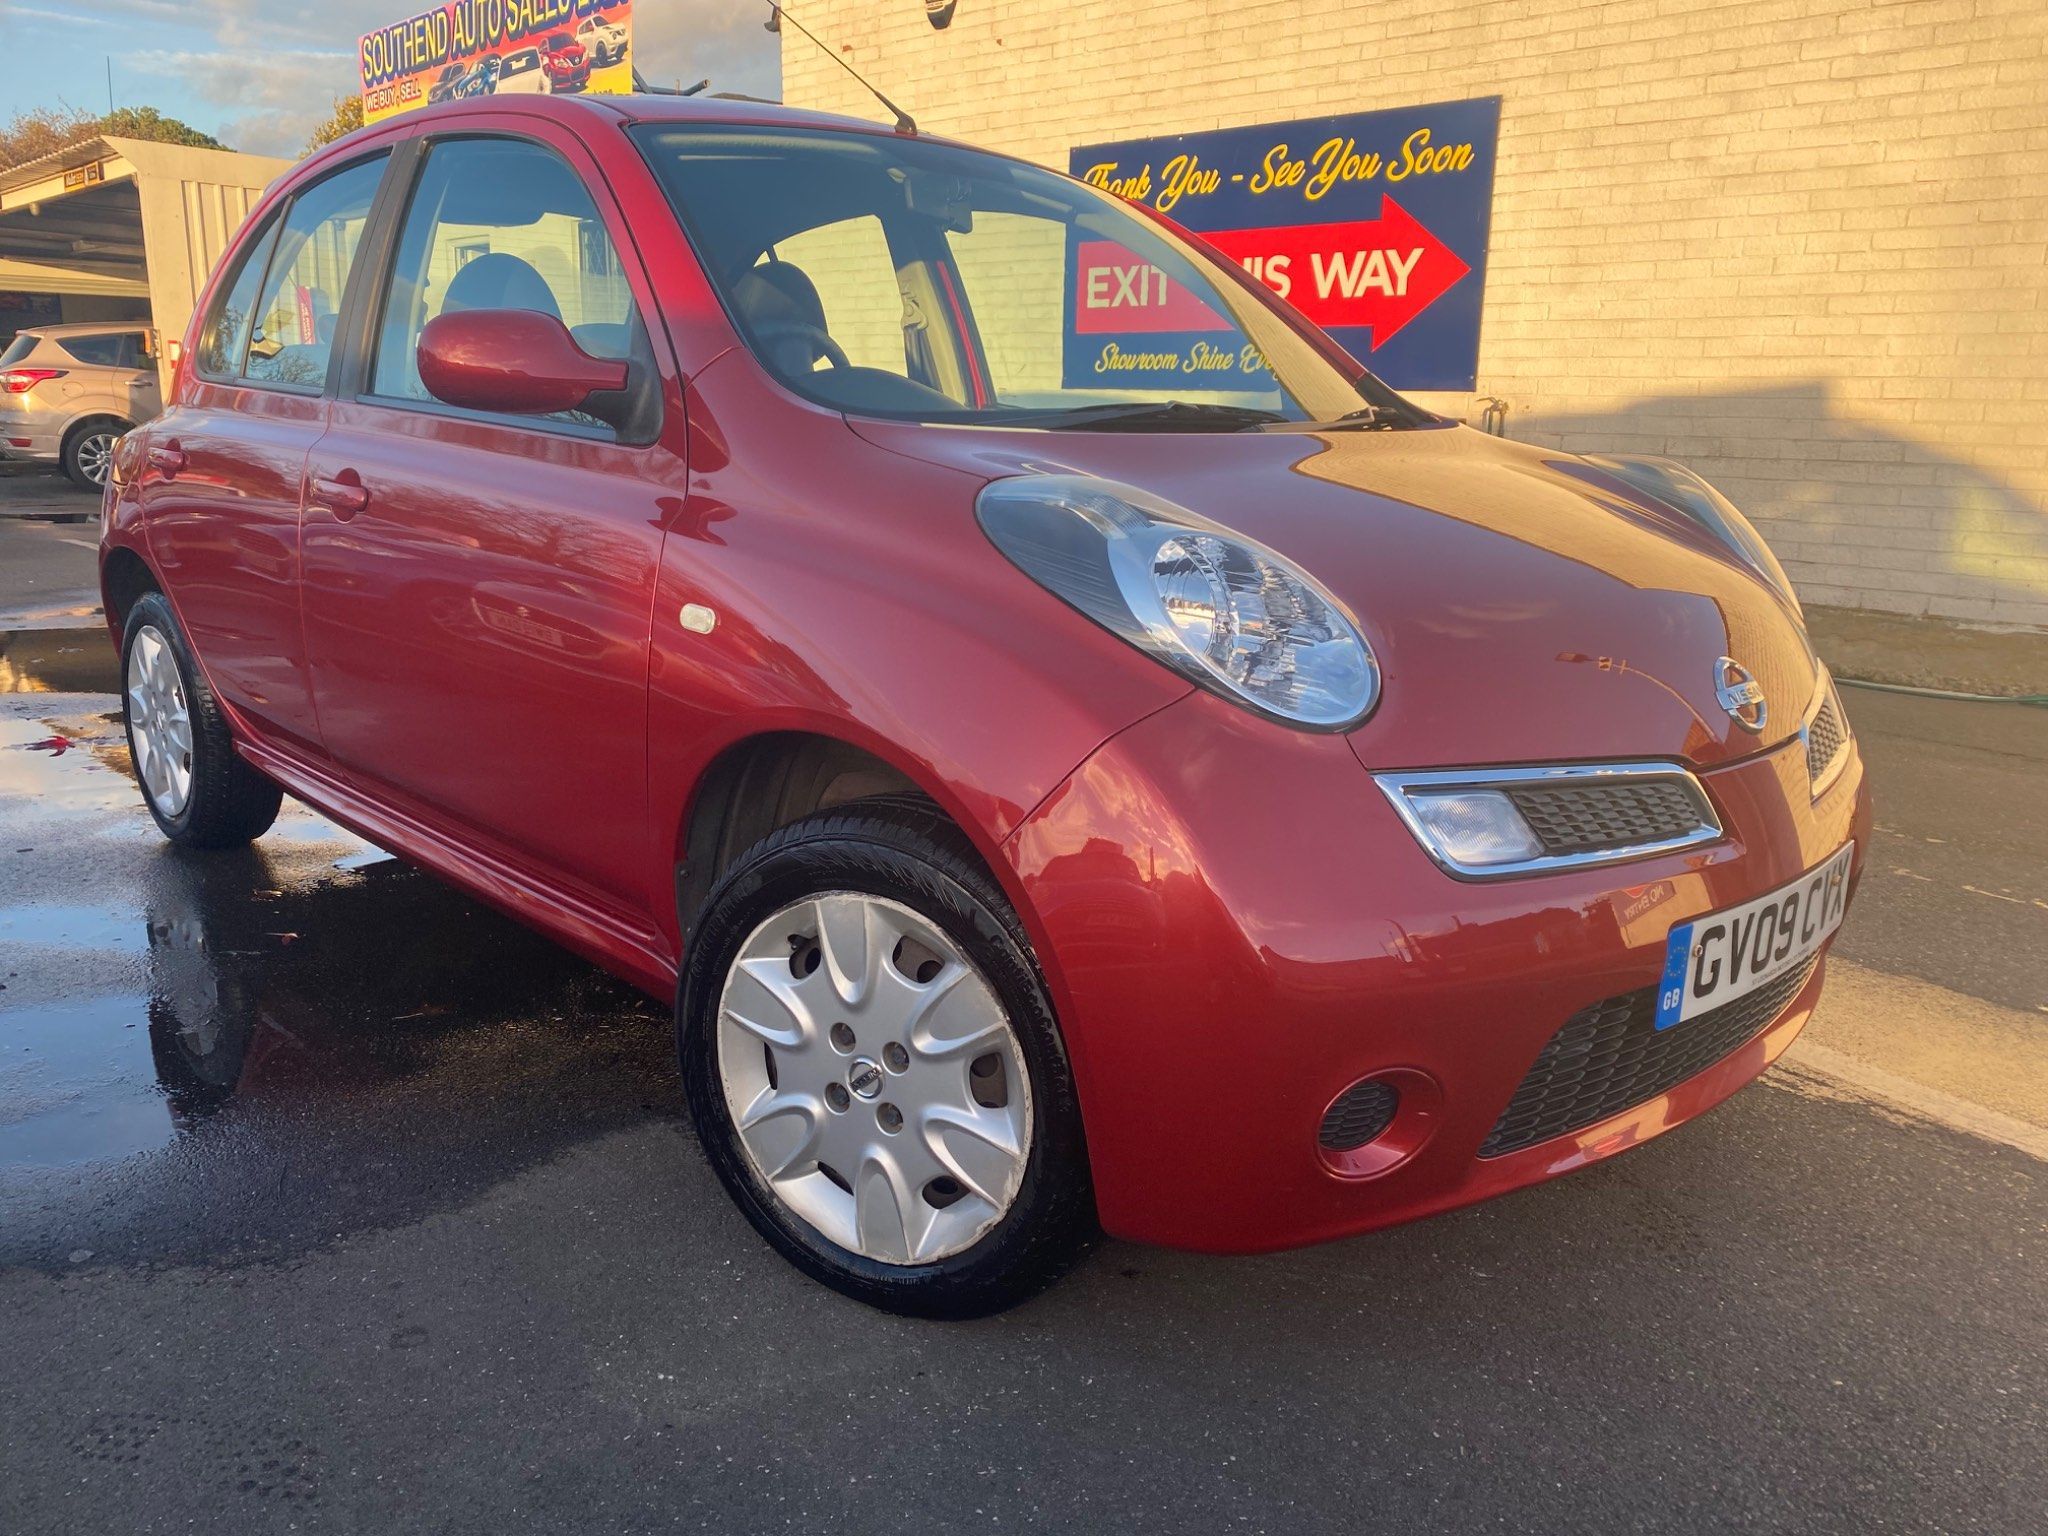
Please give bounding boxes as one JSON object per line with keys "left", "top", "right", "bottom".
{"left": 0, "top": 711, "right": 144, "bottom": 817}
{"left": 0, "top": 665, "right": 679, "bottom": 1271}
{"left": 0, "top": 846, "right": 676, "bottom": 1270}
{"left": 0, "top": 626, "right": 120, "bottom": 695}
{"left": 0, "top": 903, "right": 151, "bottom": 956}
{"left": 0, "top": 994, "right": 171, "bottom": 1166}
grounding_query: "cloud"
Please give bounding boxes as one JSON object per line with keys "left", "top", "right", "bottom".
{"left": 126, "top": 47, "right": 356, "bottom": 155}
{"left": 632, "top": 2, "right": 783, "bottom": 98}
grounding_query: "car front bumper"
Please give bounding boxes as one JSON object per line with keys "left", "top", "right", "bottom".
{"left": 1004, "top": 688, "right": 1871, "bottom": 1253}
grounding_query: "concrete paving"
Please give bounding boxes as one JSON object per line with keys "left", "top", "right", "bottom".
{"left": 0, "top": 494, "right": 2041, "bottom": 1532}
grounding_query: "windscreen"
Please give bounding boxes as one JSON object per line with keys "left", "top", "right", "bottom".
{"left": 632, "top": 123, "right": 1421, "bottom": 431}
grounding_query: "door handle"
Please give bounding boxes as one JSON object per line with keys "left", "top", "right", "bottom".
{"left": 147, "top": 444, "right": 185, "bottom": 477}
{"left": 310, "top": 471, "right": 370, "bottom": 520}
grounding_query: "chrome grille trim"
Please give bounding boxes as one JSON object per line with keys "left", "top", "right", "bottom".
{"left": 1376, "top": 761, "right": 1723, "bottom": 880}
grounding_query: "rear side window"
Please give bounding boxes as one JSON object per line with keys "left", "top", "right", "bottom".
{"left": 56, "top": 332, "right": 143, "bottom": 368}
{"left": 241, "top": 155, "right": 388, "bottom": 390}
{"left": 370, "top": 136, "right": 640, "bottom": 431}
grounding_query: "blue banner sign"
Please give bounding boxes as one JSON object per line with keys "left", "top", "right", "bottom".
{"left": 1068, "top": 97, "right": 1500, "bottom": 392}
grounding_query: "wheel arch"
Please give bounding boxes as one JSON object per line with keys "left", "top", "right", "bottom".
{"left": 101, "top": 543, "right": 160, "bottom": 646}
{"left": 61, "top": 412, "right": 132, "bottom": 453}
{"left": 672, "top": 729, "right": 1029, "bottom": 955}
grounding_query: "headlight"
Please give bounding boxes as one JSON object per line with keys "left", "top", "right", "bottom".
{"left": 977, "top": 474, "right": 1378, "bottom": 730}
{"left": 1584, "top": 454, "right": 1802, "bottom": 619}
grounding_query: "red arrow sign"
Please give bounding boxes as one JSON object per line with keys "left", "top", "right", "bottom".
{"left": 1200, "top": 197, "right": 1469, "bottom": 349}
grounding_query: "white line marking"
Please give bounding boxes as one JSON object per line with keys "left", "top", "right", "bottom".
{"left": 57, "top": 538, "right": 99, "bottom": 551}
{"left": 1777, "top": 1043, "right": 2048, "bottom": 1162}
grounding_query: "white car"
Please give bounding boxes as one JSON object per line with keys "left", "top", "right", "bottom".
{"left": 576, "top": 13, "right": 629, "bottom": 67}
{"left": 494, "top": 48, "right": 551, "bottom": 94}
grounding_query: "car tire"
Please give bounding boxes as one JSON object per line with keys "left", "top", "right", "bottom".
{"left": 121, "top": 591, "right": 283, "bottom": 848}
{"left": 63, "top": 417, "right": 128, "bottom": 491}
{"left": 679, "top": 795, "right": 1095, "bottom": 1318}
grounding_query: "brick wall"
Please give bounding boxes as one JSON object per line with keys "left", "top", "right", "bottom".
{"left": 781, "top": 0, "right": 2048, "bottom": 626}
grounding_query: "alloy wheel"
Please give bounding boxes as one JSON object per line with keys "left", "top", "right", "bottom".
{"left": 716, "top": 891, "right": 1033, "bottom": 1265}
{"left": 126, "top": 624, "right": 193, "bottom": 817}
{"left": 76, "top": 430, "right": 117, "bottom": 486}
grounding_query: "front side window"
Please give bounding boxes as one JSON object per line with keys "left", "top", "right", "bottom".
{"left": 632, "top": 124, "right": 1420, "bottom": 431}
{"left": 370, "top": 136, "right": 640, "bottom": 432}
{"left": 196, "top": 212, "right": 279, "bottom": 379}
{"left": 242, "top": 155, "right": 388, "bottom": 389}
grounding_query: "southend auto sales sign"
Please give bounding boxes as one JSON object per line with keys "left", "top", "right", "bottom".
{"left": 1069, "top": 98, "right": 1500, "bottom": 392}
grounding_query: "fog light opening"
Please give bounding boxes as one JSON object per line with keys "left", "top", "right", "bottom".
{"left": 1316, "top": 1069, "right": 1444, "bottom": 1180}
{"left": 1318, "top": 1080, "right": 1399, "bottom": 1152}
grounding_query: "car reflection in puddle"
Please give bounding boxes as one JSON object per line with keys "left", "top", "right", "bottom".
{"left": 1, "top": 634, "right": 678, "bottom": 1272}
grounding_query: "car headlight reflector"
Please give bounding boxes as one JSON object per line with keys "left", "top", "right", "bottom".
{"left": 978, "top": 475, "right": 1378, "bottom": 730}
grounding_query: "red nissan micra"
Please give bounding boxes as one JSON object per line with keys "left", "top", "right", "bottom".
{"left": 100, "top": 95, "right": 1869, "bottom": 1315}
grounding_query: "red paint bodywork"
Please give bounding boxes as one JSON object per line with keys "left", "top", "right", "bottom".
{"left": 102, "top": 96, "right": 1871, "bottom": 1254}
{"left": 415, "top": 310, "right": 626, "bottom": 416}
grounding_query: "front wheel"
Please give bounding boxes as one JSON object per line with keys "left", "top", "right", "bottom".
{"left": 122, "top": 591, "right": 282, "bottom": 848}
{"left": 680, "top": 798, "right": 1094, "bottom": 1317}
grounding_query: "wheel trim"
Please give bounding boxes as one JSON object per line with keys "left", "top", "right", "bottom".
{"left": 716, "top": 892, "right": 1034, "bottom": 1266}
{"left": 76, "top": 430, "right": 117, "bottom": 485}
{"left": 126, "top": 625, "right": 193, "bottom": 817}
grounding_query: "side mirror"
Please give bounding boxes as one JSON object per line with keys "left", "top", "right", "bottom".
{"left": 417, "top": 309, "right": 629, "bottom": 422}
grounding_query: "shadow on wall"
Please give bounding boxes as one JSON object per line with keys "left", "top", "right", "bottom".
{"left": 1507, "top": 382, "right": 2048, "bottom": 629}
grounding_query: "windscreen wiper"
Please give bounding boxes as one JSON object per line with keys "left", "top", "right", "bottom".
{"left": 1319, "top": 403, "right": 1419, "bottom": 430}
{"left": 1017, "top": 400, "right": 1289, "bottom": 432}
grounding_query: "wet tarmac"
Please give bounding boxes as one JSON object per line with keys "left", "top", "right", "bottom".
{"left": 2, "top": 628, "right": 675, "bottom": 1273}
{"left": 1, "top": 625, "right": 2042, "bottom": 1534}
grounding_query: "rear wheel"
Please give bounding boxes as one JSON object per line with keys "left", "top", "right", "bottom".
{"left": 679, "top": 798, "right": 1094, "bottom": 1317}
{"left": 63, "top": 417, "right": 126, "bottom": 490}
{"left": 122, "top": 592, "right": 282, "bottom": 848}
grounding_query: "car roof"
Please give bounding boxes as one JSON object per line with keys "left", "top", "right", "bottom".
{"left": 13, "top": 321, "right": 150, "bottom": 339}
{"left": 314, "top": 92, "right": 963, "bottom": 159}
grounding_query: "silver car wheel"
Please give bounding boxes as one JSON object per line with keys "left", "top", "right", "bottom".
{"left": 126, "top": 624, "right": 193, "bottom": 818}
{"left": 716, "top": 892, "right": 1034, "bottom": 1266}
{"left": 75, "top": 429, "right": 118, "bottom": 486}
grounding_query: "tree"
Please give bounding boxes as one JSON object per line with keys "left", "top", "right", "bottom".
{"left": 0, "top": 107, "right": 98, "bottom": 169}
{"left": 303, "top": 96, "right": 364, "bottom": 155}
{"left": 0, "top": 104, "right": 226, "bottom": 169}
{"left": 97, "top": 107, "right": 225, "bottom": 151}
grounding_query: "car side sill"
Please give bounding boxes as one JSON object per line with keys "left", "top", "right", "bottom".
{"left": 233, "top": 733, "right": 678, "bottom": 1000}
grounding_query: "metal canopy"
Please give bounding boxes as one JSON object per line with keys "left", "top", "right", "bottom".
{"left": 0, "top": 135, "right": 291, "bottom": 379}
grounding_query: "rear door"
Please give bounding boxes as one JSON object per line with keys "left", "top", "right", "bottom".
{"left": 138, "top": 152, "right": 391, "bottom": 754}
{"left": 301, "top": 123, "right": 680, "bottom": 917}
{"left": 54, "top": 329, "right": 156, "bottom": 421}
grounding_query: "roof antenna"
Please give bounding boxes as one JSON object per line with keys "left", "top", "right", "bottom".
{"left": 764, "top": 1, "right": 917, "bottom": 135}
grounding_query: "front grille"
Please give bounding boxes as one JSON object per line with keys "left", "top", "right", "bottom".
{"left": 1805, "top": 695, "right": 1846, "bottom": 788}
{"left": 1319, "top": 1080, "right": 1400, "bottom": 1150}
{"left": 1505, "top": 779, "right": 1712, "bottom": 858}
{"left": 1479, "top": 957, "right": 1817, "bottom": 1158}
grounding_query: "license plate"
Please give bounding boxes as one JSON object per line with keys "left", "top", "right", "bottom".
{"left": 1653, "top": 844, "right": 1852, "bottom": 1030}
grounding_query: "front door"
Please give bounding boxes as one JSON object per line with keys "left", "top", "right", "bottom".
{"left": 300, "top": 128, "right": 677, "bottom": 917}
{"left": 139, "top": 153, "right": 388, "bottom": 753}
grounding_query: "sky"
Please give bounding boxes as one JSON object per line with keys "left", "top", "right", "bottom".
{"left": 0, "top": 0, "right": 784, "bottom": 156}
